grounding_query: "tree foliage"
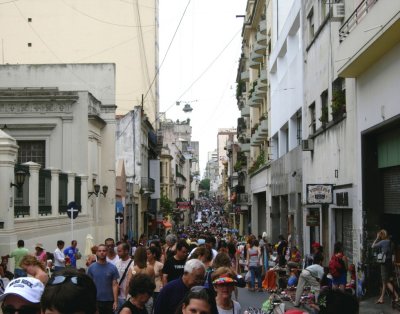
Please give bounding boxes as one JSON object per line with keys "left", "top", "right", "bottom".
{"left": 199, "top": 178, "right": 210, "bottom": 191}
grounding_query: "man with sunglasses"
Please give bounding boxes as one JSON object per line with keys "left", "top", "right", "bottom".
{"left": 87, "top": 244, "right": 119, "bottom": 314}
{"left": 0, "top": 277, "right": 44, "bottom": 314}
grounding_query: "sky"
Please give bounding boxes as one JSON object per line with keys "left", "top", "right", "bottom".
{"left": 159, "top": 0, "right": 247, "bottom": 176}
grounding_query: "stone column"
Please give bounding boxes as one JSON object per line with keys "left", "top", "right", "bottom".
{"left": 80, "top": 175, "right": 88, "bottom": 215}
{"left": 67, "top": 172, "right": 76, "bottom": 203}
{"left": 50, "top": 168, "right": 60, "bottom": 215}
{"left": 0, "top": 130, "right": 19, "bottom": 230}
{"left": 24, "top": 161, "right": 41, "bottom": 218}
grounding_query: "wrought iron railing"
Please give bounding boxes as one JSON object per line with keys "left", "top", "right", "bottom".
{"left": 15, "top": 206, "right": 30, "bottom": 218}
{"left": 339, "top": 0, "right": 378, "bottom": 42}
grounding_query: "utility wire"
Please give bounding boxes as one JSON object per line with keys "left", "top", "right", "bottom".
{"left": 59, "top": 0, "right": 154, "bottom": 28}
{"left": 142, "top": 0, "right": 192, "bottom": 103}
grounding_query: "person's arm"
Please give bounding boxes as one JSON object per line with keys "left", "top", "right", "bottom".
{"left": 112, "top": 279, "right": 119, "bottom": 311}
{"left": 371, "top": 233, "right": 380, "bottom": 248}
{"left": 125, "top": 265, "right": 133, "bottom": 293}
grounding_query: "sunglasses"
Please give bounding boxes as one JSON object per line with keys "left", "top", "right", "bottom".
{"left": 48, "top": 275, "right": 82, "bottom": 286}
{"left": 1, "top": 305, "right": 40, "bottom": 314}
{"left": 190, "top": 285, "right": 206, "bottom": 293}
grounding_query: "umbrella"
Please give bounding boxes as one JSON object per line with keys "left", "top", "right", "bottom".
{"left": 85, "top": 234, "right": 94, "bottom": 257}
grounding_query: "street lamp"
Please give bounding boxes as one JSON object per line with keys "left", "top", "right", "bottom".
{"left": 10, "top": 170, "right": 27, "bottom": 191}
{"left": 176, "top": 100, "right": 197, "bottom": 113}
{"left": 88, "top": 184, "right": 108, "bottom": 198}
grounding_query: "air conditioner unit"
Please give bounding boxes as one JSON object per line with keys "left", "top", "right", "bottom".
{"left": 302, "top": 139, "right": 314, "bottom": 151}
{"left": 331, "top": 3, "right": 345, "bottom": 21}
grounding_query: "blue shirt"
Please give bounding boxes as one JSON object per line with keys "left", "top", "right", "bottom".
{"left": 87, "top": 262, "right": 119, "bottom": 302}
{"left": 153, "top": 277, "right": 188, "bottom": 314}
{"left": 63, "top": 246, "right": 78, "bottom": 267}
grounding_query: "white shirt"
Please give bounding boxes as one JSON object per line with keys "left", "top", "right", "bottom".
{"left": 106, "top": 255, "right": 120, "bottom": 265}
{"left": 54, "top": 248, "right": 65, "bottom": 267}
{"left": 217, "top": 300, "right": 241, "bottom": 314}
{"left": 115, "top": 258, "right": 133, "bottom": 298}
{"left": 306, "top": 264, "right": 324, "bottom": 280}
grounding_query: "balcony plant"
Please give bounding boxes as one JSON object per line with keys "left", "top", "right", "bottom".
{"left": 331, "top": 89, "right": 346, "bottom": 120}
{"left": 248, "top": 150, "right": 266, "bottom": 175}
{"left": 319, "top": 105, "right": 329, "bottom": 126}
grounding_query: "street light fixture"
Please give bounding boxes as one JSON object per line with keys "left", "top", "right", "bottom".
{"left": 88, "top": 184, "right": 108, "bottom": 198}
{"left": 10, "top": 170, "right": 27, "bottom": 191}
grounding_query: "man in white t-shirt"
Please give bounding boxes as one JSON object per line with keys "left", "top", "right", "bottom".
{"left": 293, "top": 254, "right": 324, "bottom": 307}
{"left": 115, "top": 243, "right": 133, "bottom": 313}
{"left": 53, "top": 240, "right": 65, "bottom": 271}
{"left": 105, "top": 238, "right": 120, "bottom": 265}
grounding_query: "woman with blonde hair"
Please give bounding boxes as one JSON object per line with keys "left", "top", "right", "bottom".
{"left": 372, "top": 229, "right": 399, "bottom": 304}
{"left": 126, "top": 246, "right": 155, "bottom": 292}
{"left": 20, "top": 254, "right": 49, "bottom": 284}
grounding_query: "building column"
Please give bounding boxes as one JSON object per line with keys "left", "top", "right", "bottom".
{"left": 251, "top": 193, "right": 258, "bottom": 236}
{"left": 67, "top": 172, "right": 76, "bottom": 204}
{"left": 0, "top": 130, "right": 19, "bottom": 230}
{"left": 50, "top": 168, "right": 60, "bottom": 215}
{"left": 25, "top": 161, "right": 41, "bottom": 218}
{"left": 80, "top": 175, "right": 88, "bottom": 215}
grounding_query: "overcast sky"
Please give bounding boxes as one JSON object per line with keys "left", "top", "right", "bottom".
{"left": 159, "top": 0, "right": 247, "bottom": 176}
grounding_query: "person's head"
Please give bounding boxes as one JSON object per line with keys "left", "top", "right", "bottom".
{"left": 217, "top": 240, "right": 229, "bottom": 254}
{"left": 90, "top": 245, "right": 98, "bottom": 255}
{"left": 317, "top": 288, "right": 359, "bottom": 314}
{"left": 333, "top": 241, "right": 343, "bottom": 254}
{"left": 205, "top": 236, "right": 216, "bottom": 249}
{"left": 0, "top": 277, "right": 44, "bottom": 314}
{"left": 312, "top": 242, "right": 322, "bottom": 253}
{"left": 182, "top": 259, "right": 206, "bottom": 288}
{"left": 96, "top": 244, "right": 107, "bottom": 261}
{"left": 177, "top": 287, "right": 212, "bottom": 314}
{"left": 190, "top": 247, "right": 212, "bottom": 264}
{"left": 212, "top": 252, "right": 231, "bottom": 269}
{"left": 20, "top": 255, "right": 46, "bottom": 274}
{"left": 378, "top": 229, "right": 388, "bottom": 240}
{"left": 252, "top": 239, "right": 259, "bottom": 247}
{"left": 56, "top": 240, "right": 64, "bottom": 250}
{"left": 17, "top": 240, "right": 25, "bottom": 248}
{"left": 278, "top": 234, "right": 285, "bottom": 241}
{"left": 128, "top": 273, "right": 155, "bottom": 308}
{"left": 313, "top": 253, "right": 323, "bottom": 265}
{"left": 117, "top": 242, "right": 130, "bottom": 260}
{"left": 134, "top": 246, "right": 148, "bottom": 268}
{"left": 104, "top": 238, "right": 115, "bottom": 254}
{"left": 175, "top": 240, "right": 190, "bottom": 260}
{"left": 166, "top": 234, "right": 177, "bottom": 247}
{"left": 212, "top": 267, "right": 237, "bottom": 299}
{"left": 147, "top": 246, "right": 161, "bottom": 262}
{"left": 71, "top": 240, "right": 77, "bottom": 248}
{"left": 41, "top": 268, "right": 97, "bottom": 314}
{"left": 35, "top": 244, "right": 44, "bottom": 253}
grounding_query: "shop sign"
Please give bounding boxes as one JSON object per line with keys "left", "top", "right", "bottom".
{"left": 306, "top": 214, "right": 320, "bottom": 226}
{"left": 306, "top": 184, "right": 333, "bottom": 204}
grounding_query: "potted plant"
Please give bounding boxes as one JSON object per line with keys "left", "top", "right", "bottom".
{"left": 319, "top": 105, "right": 329, "bottom": 126}
{"left": 331, "top": 89, "right": 346, "bottom": 120}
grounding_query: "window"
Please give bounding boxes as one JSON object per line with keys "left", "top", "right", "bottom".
{"left": 307, "top": 8, "right": 315, "bottom": 42}
{"left": 17, "top": 141, "right": 45, "bottom": 168}
{"left": 332, "top": 78, "right": 346, "bottom": 119}
{"left": 320, "top": 0, "right": 328, "bottom": 21}
{"left": 309, "top": 102, "right": 316, "bottom": 134}
{"left": 296, "top": 111, "right": 302, "bottom": 145}
{"left": 320, "top": 90, "right": 328, "bottom": 125}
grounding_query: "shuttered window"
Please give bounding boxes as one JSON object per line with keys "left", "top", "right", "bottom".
{"left": 382, "top": 166, "right": 400, "bottom": 214}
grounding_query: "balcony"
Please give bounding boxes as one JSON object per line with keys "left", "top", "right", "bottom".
{"left": 250, "top": 50, "right": 263, "bottom": 63}
{"left": 337, "top": 0, "right": 400, "bottom": 77}
{"left": 256, "top": 31, "right": 267, "bottom": 46}
{"left": 248, "top": 93, "right": 263, "bottom": 108}
{"left": 241, "top": 105, "right": 250, "bottom": 117}
{"left": 14, "top": 206, "right": 30, "bottom": 218}
{"left": 241, "top": 70, "right": 250, "bottom": 82}
{"left": 141, "top": 177, "right": 155, "bottom": 194}
{"left": 260, "top": 118, "right": 268, "bottom": 135}
{"left": 254, "top": 42, "right": 267, "bottom": 55}
{"left": 260, "top": 69, "right": 268, "bottom": 84}
{"left": 259, "top": 17, "right": 267, "bottom": 35}
{"left": 255, "top": 84, "right": 267, "bottom": 96}
{"left": 239, "top": 142, "right": 250, "bottom": 152}
{"left": 237, "top": 193, "right": 250, "bottom": 205}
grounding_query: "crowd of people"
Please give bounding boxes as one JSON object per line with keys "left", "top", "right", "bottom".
{"left": 5, "top": 204, "right": 396, "bottom": 313}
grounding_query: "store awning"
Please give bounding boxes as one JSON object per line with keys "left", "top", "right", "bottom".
{"left": 162, "top": 220, "right": 172, "bottom": 228}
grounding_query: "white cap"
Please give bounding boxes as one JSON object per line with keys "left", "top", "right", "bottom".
{"left": 0, "top": 277, "right": 44, "bottom": 303}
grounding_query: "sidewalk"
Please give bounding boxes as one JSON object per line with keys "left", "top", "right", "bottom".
{"left": 280, "top": 293, "right": 399, "bottom": 313}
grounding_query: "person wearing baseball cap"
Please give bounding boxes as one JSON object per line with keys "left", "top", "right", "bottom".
{"left": 0, "top": 277, "right": 44, "bottom": 314}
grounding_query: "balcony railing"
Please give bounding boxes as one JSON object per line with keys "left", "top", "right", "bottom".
{"left": 141, "top": 177, "right": 155, "bottom": 193}
{"left": 339, "top": 0, "right": 378, "bottom": 42}
{"left": 15, "top": 206, "right": 30, "bottom": 218}
{"left": 39, "top": 205, "right": 52, "bottom": 216}
{"left": 237, "top": 193, "right": 250, "bottom": 205}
